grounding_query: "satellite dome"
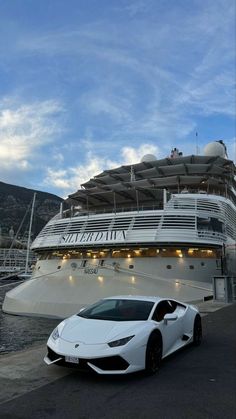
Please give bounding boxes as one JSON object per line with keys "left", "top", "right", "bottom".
{"left": 203, "top": 141, "right": 227, "bottom": 158}
{"left": 141, "top": 154, "right": 157, "bottom": 163}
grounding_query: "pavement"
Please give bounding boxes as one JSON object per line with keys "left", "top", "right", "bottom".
{"left": 0, "top": 300, "right": 235, "bottom": 419}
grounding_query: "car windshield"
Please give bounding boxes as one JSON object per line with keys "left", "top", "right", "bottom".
{"left": 77, "top": 299, "right": 154, "bottom": 321}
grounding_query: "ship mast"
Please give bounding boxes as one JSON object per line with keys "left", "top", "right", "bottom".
{"left": 25, "top": 193, "right": 36, "bottom": 274}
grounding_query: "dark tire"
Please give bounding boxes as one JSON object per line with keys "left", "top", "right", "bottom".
{"left": 145, "top": 333, "right": 162, "bottom": 375}
{"left": 193, "top": 315, "right": 202, "bottom": 346}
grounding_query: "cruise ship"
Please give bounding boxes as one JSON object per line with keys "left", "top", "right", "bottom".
{"left": 3, "top": 141, "right": 236, "bottom": 318}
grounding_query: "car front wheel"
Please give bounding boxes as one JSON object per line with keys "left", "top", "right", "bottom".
{"left": 145, "top": 334, "right": 162, "bottom": 375}
{"left": 193, "top": 314, "right": 202, "bottom": 346}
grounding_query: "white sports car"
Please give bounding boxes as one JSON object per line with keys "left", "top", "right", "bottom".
{"left": 44, "top": 296, "right": 202, "bottom": 375}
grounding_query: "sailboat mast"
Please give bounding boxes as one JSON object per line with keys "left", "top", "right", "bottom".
{"left": 25, "top": 193, "right": 36, "bottom": 274}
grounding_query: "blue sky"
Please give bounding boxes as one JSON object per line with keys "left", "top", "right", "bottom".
{"left": 0, "top": 0, "right": 235, "bottom": 197}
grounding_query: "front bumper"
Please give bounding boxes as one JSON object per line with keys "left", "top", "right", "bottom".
{"left": 45, "top": 346, "right": 129, "bottom": 373}
{"left": 44, "top": 337, "right": 146, "bottom": 374}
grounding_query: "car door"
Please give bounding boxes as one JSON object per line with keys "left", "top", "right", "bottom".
{"left": 152, "top": 300, "right": 184, "bottom": 356}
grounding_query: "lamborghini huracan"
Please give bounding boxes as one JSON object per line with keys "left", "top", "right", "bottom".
{"left": 44, "top": 295, "right": 202, "bottom": 375}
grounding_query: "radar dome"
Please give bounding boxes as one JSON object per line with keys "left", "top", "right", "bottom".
{"left": 203, "top": 141, "right": 227, "bottom": 158}
{"left": 141, "top": 154, "right": 157, "bottom": 163}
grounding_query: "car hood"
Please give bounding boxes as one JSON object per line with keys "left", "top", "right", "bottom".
{"left": 60, "top": 315, "right": 145, "bottom": 344}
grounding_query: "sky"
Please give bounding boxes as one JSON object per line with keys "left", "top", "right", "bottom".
{"left": 0, "top": 0, "right": 235, "bottom": 198}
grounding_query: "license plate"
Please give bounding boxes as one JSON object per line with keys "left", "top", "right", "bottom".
{"left": 65, "top": 356, "right": 79, "bottom": 364}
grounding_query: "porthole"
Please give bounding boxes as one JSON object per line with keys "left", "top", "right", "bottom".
{"left": 201, "top": 262, "right": 205, "bottom": 267}
{"left": 57, "top": 265, "right": 61, "bottom": 269}
{"left": 71, "top": 262, "right": 77, "bottom": 270}
{"left": 189, "top": 265, "right": 194, "bottom": 270}
{"left": 166, "top": 265, "right": 172, "bottom": 269}
{"left": 129, "top": 265, "right": 134, "bottom": 269}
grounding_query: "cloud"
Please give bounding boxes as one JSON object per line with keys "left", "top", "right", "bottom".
{"left": 122, "top": 144, "right": 159, "bottom": 164}
{"left": 43, "top": 154, "right": 114, "bottom": 197}
{"left": 9, "top": 1, "right": 234, "bottom": 137}
{"left": 81, "top": 94, "right": 131, "bottom": 122}
{"left": 115, "top": 0, "right": 152, "bottom": 17}
{"left": 0, "top": 0, "right": 234, "bottom": 195}
{"left": 52, "top": 152, "right": 64, "bottom": 163}
{"left": 0, "top": 97, "right": 64, "bottom": 171}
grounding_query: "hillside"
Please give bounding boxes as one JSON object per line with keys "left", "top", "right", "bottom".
{"left": 0, "top": 181, "right": 64, "bottom": 240}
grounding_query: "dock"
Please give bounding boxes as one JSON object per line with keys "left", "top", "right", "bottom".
{"left": 0, "top": 301, "right": 235, "bottom": 418}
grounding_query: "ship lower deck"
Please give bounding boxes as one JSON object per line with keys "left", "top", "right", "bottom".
{"left": 3, "top": 256, "right": 214, "bottom": 318}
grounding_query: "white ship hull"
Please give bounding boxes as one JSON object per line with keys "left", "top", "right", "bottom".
{"left": 3, "top": 259, "right": 213, "bottom": 318}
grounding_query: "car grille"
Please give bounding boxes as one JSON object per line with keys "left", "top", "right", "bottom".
{"left": 47, "top": 347, "right": 129, "bottom": 371}
{"left": 47, "top": 347, "right": 90, "bottom": 370}
{"left": 89, "top": 356, "right": 129, "bottom": 371}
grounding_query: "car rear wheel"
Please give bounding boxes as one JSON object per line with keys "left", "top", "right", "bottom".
{"left": 145, "top": 334, "right": 162, "bottom": 375}
{"left": 193, "top": 315, "right": 202, "bottom": 346}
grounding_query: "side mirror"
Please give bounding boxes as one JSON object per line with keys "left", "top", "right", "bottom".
{"left": 164, "top": 313, "right": 177, "bottom": 325}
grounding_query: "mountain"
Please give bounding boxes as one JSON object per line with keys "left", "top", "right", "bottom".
{"left": 0, "top": 181, "right": 65, "bottom": 240}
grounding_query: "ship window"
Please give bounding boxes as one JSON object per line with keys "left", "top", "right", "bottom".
{"left": 201, "top": 262, "right": 205, "bottom": 267}
{"left": 49, "top": 251, "right": 64, "bottom": 259}
{"left": 129, "top": 265, "right": 134, "bottom": 269}
{"left": 189, "top": 265, "right": 194, "bottom": 270}
{"left": 69, "top": 251, "right": 81, "bottom": 259}
{"left": 166, "top": 265, "right": 172, "bottom": 269}
{"left": 57, "top": 265, "right": 61, "bottom": 269}
{"left": 197, "top": 217, "right": 223, "bottom": 233}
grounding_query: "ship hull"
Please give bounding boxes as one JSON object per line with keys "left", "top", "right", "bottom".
{"left": 3, "top": 256, "right": 213, "bottom": 318}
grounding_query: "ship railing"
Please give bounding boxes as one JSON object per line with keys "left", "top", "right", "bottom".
{"left": 196, "top": 230, "right": 226, "bottom": 241}
{"left": 60, "top": 203, "right": 164, "bottom": 218}
{"left": 155, "top": 229, "right": 227, "bottom": 243}
{"left": 58, "top": 192, "right": 236, "bottom": 220}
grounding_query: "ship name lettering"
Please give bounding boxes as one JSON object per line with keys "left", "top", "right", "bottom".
{"left": 61, "top": 230, "right": 126, "bottom": 244}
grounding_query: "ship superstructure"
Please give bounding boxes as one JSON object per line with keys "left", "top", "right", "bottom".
{"left": 3, "top": 141, "right": 236, "bottom": 318}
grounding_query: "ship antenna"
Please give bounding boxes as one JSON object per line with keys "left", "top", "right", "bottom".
{"left": 195, "top": 131, "right": 199, "bottom": 155}
{"left": 25, "top": 192, "right": 36, "bottom": 274}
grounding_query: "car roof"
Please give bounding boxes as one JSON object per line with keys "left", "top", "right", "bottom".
{"left": 104, "top": 295, "right": 163, "bottom": 303}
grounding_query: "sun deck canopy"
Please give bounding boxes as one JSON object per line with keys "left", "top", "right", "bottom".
{"left": 69, "top": 155, "right": 236, "bottom": 210}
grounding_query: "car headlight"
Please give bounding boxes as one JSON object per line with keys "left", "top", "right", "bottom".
{"left": 51, "top": 327, "right": 60, "bottom": 341}
{"left": 108, "top": 335, "right": 134, "bottom": 347}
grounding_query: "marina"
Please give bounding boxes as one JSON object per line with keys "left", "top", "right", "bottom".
{"left": 0, "top": 1, "right": 235, "bottom": 416}
{"left": 0, "top": 193, "right": 37, "bottom": 278}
